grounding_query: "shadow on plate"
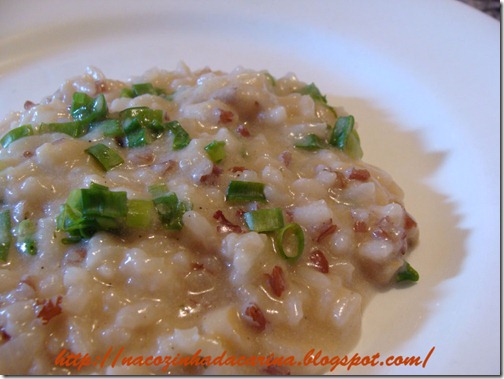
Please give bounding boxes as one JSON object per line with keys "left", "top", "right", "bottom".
{"left": 327, "top": 96, "right": 469, "bottom": 374}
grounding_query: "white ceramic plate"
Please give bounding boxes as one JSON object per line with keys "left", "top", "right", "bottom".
{"left": 0, "top": 0, "right": 500, "bottom": 375}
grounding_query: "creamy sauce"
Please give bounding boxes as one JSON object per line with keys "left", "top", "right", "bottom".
{"left": 0, "top": 64, "right": 418, "bottom": 374}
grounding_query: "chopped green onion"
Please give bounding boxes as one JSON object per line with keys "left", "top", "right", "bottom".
{"left": 120, "top": 107, "right": 163, "bottom": 133}
{"left": 80, "top": 187, "right": 127, "bottom": 219}
{"left": 70, "top": 92, "right": 92, "bottom": 118}
{"left": 120, "top": 107, "right": 164, "bottom": 147}
{"left": 57, "top": 203, "right": 95, "bottom": 241}
{"left": 120, "top": 88, "right": 134, "bottom": 98}
{"left": 225, "top": 181, "right": 266, "bottom": 202}
{"left": 91, "top": 119, "right": 124, "bottom": 138}
{"left": 166, "top": 120, "right": 191, "bottom": 150}
{"left": 85, "top": 143, "right": 124, "bottom": 171}
{"left": 120, "top": 83, "right": 165, "bottom": 98}
{"left": 297, "top": 83, "right": 327, "bottom": 103}
{"left": 126, "top": 128, "right": 153, "bottom": 147}
{"left": 273, "top": 223, "right": 304, "bottom": 262}
{"left": 152, "top": 192, "right": 188, "bottom": 230}
{"left": 244, "top": 208, "right": 284, "bottom": 232}
{"left": 132, "top": 83, "right": 165, "bottom": 97}
{"left": 119, "top": 83, "right": 167, "bottom": 98}
{"left": 126, "top": 199, "right": 155, "bottom": 228}
{"left": 16, "top": 219, "right": 37, "bottom": 256}
{"left": 294, "top": 134, "right": 325, "bottom": 150}
{"left": 329, "top": 115, "right": 354, "bottom": 150}
{"left": 204, "top": 140, "right": 226, "bottom": 163}
{"left": 35, "top": 93, "right": 110, "bottom": 140}
{"left": 56, "top": 183, "right": 128, "bottom": 242}
{"left": 396, "top": 262, "right": 420, "bottom": 282}
{"left": 329, "top": 115, "right": 363, "bottom": 159}
{"left": 345, "top": 128, "right": 363, "bottom": 160}
{"left": 148, "top": 184, "right": 188, "bottom": 230}
{"left": 70, "top": 92, "right": 108, "bottom": 124}
{"left": 296, "top": 83, "right": 337, "bottom": 117}
{"left": 89, "top": 182, "right": 109, "bottom": 191}
{"left": 61, "top": 235, "right": 83, "bottom": 245}
{"left": 92, "top": 107, "right": 185, "bottom": 149}
{"left": 0, "top": 210, "right": 12, "bottom": 261}
{"left": 39, "top": 121, "right": 89, "bottom": 138}
{"left": 0, "top": 124, "right": 34, "bottom": 148}
{"left": 148, "top": 183, "right": 169, "bottom": 198}
{"left": 132, "top": 83, "right": 158, "bottom": 96}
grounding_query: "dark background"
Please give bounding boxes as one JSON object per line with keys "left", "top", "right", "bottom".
{"left": 457, "top": 0, "right": 501, "bottom": 20}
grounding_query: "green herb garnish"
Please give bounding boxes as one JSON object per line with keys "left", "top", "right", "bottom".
{"left": 16, "top": 219, "right": 37, "bottom": 256}
{"left": 225, "top": 181, "right": 266, "bottom": 203}
{"left": 70, "top": 92, "right": 108, "bottom": 124}
{"left": 329, "top": 115, "right": 363, "bottom": 159}
{"left": 396, "top": 262, "right": 420, "bottom": 282}
{"left": 244, "top": 208, "right": 284, "bottom": 233}
{"left": 56, "top": 183, "right": 128, "bottom": 243}
{"left": 0, "top": 210, "right": 12, "bottom": 261}
{"left": 166, "top": 120, "right": 191, "bottom": 150}
{"left": 85, "top": 143, "right": 124, "bottom": 171}
{"left": 0, "top": 125, "right": 34, "bottom": 148}
{"left": 204, "top": 140, "right": 226, "bottom": 163}
{"left": 294, "top": 134, "right": 325, "bottom": 150}
{"left": 149, "top": 184, "right": 189, "bottom": 230}
{"left": 274, "top": 223, "right": 305, "bottom": 262}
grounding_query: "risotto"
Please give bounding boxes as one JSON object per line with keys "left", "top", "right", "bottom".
{"left": 0, "top": 64, "right": 419, "bottom": 375}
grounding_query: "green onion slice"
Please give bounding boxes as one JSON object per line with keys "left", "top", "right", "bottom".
{"left": 56, "top": 183, "right": 128, "bottom": 243}
{"left": 396, "top": 262, "right": 420, "bottom": 282}
{"left": 296, "top": 83, "right": 337, "bottom": 117}
{"left": 119, "top": 107, "right": 164, "bottom": 147}
{"left": 120, "top": 83, "right": 166, "bottom": 98}
{"left": 16, "top": 219, "right": 37, "bottom": 256}
{"left": 39, "top": 121, "right": 89, "bottom": 138}
{"left": 345, "top": 128, "right": 363, "bottom": 160}
{"left": 274, "top": 223, "right": 305, "bottom": 262}
{"left": 244, "top": 208, "right": 284, "bottom": 232}
{"left": 329, "top": 115, "right": 363, "bottom": 159}
{"left": 225, "top": 181, "right": 266, "bottom": 202}
{"left": 204, "top": 140, "right": 226, "bottom": 163}
{"left": 132, "top": 83, "right": 158, "bottom": 96}
{"left": 70, "top": 92, "right": 108, "bottom": 124}
{"left": 166, "top": 121, "right": 191, "bottom": 150}
{"left": 0, "top": 125, "right": 34, "bottom": 148}
{"left": 294, "top": 134, "right": 325, "bottom": 150}
{"left": 0, "top": 210, "right": 12, "bottom": 261}
{"left": 120, "top": 107, "right": 163, "bottom": 133}
{"left": 131, "top": 83, "right": 165, "bottom": 97}
{"left": 85, "top": 143, "right": 124, "bottom": 171}
{"left": 91, "top": 119, "right": 124, "bottom": 138}
{"left": 89, "top": 182, "right": 109, "bottom": 191}
{"left": 126, "top": 128, "right": 153, "bottom": 148}
{"left": 148, "top": 184, "right": 189, "bottom": 230}
{"left": 79, "top": 187, "right": 128, "bottom": 219}
{"left": 297, "top": 83, "right": 327, "bottom": 103}
{"left": 120, "top": 88, "right": 134, "bottom": 98}
{"left": 152, "top": 192, "right": 188, "bottom": 230}
{"left": 126, "top": 199, "right": 155, "bottom": 228}
{"left": 148, "top": 183, "right": 169, "bottom": 198}
{"left": 330, "top": 115, "right": 354, "bottom": 149}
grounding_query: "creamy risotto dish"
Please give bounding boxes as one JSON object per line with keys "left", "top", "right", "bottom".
{"left": 0, "top": 64, "right": 419, "bottom": 375}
